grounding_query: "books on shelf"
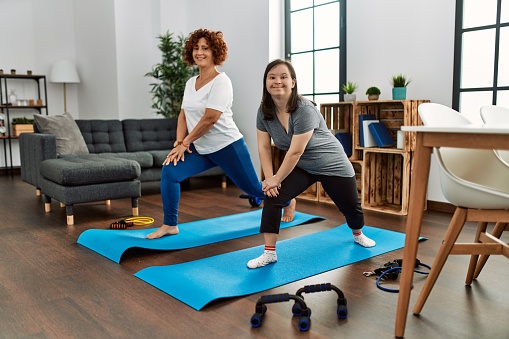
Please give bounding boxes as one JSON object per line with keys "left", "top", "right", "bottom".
{"left": 368, "top": 122, "right": 394, "bottom": 147}
{"left": 358, "top": 114, "right": 376, "bottom": 147}
{"left": 335, "top": 132, "right": 352, "bottom": 157}
{"left": 362, "top": 119, "right": 379, "bottom": 147}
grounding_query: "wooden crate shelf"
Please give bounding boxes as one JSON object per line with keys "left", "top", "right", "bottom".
{"left": 362, "top": 149, "right": 411, "bottom": 215}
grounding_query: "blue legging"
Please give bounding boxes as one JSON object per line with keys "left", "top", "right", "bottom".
{"left": 160, "top": 138, "right": 265, "bottom": 225}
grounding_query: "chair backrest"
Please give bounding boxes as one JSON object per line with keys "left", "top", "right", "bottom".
{"left": 418, "top": 102, "right": 473, "bottom": 127}
{"left": 417, "top": 103, "right": 509, "bottom": 209}
{"left": 480, "top": 105, "right": 509, "bottom": 124}
{"left": 479, "top": 105, "right": 509, "bottom": 166}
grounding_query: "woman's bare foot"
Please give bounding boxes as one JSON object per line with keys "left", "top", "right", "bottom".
{"left": 146, "top": 225, "right": 179, "bottom": 239}
{"left": 281, "top": 198, "right": 296, "bottom": 222}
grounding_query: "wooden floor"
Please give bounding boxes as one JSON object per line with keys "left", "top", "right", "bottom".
{"left": 0, "top": 173, "right": 507, "bottom": 339}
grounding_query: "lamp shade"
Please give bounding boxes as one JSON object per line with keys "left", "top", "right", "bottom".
{"left": 49, "top": 60, "right": 80, "bottom": 83}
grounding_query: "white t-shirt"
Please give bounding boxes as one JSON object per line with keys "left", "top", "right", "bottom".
{"left": 181, "top": 72, "right": 243, "bottom": 154}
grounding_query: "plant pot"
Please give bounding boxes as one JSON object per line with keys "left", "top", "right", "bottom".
{"left": 344, "top": 94, "right": 356, "bottom": 102}
{"left": 392, "top": 87, "right": 407, "bottom": 100}
{"left": 12, "top": 124, "right": 34, "bottom": 137}
{"left": 368, "top": 94, "right": 379, "bottom": 101}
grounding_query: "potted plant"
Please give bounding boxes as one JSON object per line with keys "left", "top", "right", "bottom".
{"left": 11, "top": 117, "right": 34, "bottom": 136}
{"left": 145, "top": 31, "right": 199, "bottom": 118}
{"left": 390, "top": 74, "right": 411, "bottom": 100}
{"left": 342, "top": 81, "right": 358, "bottom": 102}
{"left": 365, "top": 86, "right": 381, "bottom": 101}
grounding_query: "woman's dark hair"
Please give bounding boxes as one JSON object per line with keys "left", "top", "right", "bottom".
{"left": 183, "top": 29, "right": 228, "bottom": 66}
{"left": 261, "top": 59, "right": 300, "bottom": 120}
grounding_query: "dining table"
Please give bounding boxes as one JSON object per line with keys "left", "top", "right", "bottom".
{"left": 395, "top": 123, "right": 509, "bottom": 338}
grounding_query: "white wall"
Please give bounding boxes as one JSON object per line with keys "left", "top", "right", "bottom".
{"left": 0, "top": 0, "right": 456, "bottom": 202}
{"left": 114, "top": 0, "right": 160, "bottom": 120}
{"left": 74, "top": 0, "right": 119, "bottom": 119}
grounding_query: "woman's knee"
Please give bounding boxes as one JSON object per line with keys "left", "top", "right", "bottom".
{"left": 161, "top": 165, "right": 187, "bottom": 184}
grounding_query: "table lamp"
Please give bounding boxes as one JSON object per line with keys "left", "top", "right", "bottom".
{"left": 49, "top": 60, "right": 80, "bottom": 112}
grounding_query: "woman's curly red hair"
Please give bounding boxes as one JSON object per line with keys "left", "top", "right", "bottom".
{"left": 183, "top": 29, "right": 228, "bottom": 66}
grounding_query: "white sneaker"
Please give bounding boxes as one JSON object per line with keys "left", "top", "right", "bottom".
{"left": 247, "top": 250, "right": 278, "bottom": 269}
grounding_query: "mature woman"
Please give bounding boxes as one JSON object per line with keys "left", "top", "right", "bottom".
{"left": 147, "top": 30, "right": 295, "bottom": 240}
{"left": 247, "top": 59, "right": 376, "bottom": 268}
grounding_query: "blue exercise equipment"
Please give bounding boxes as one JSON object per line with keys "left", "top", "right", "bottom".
{"left": 293, "top": 283, "right": 348, "bottom": 319}
{"left": 239, "top": 194, "right": 263, "bottom": 207}
{"left": 251, "top": 293, "right": 310, "bottom": 331}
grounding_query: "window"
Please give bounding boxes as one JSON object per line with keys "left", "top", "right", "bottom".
{"left": 453, "top": 0, "right": 509, "bottom": 121}
{"left": 285, "top": 0, "right": 346, "bottom": 107}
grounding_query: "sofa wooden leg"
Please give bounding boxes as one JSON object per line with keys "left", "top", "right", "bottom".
{"left": 132, "top": 197, "right": 139, "bottom": 216}
{"left": 105, "top": 200, "right": 111, "bottom": 205}
{"left": 43, "top": 195, "right": 51, "bottom": 212}
{"left": 222, "top": 175, "right": 227, "bottom": 189}
{"left": 60, "top": 202, "right": 65, "bottom": 208}
{"left": 36, "top": 188, "right": 41, "bottom": 196}
{"left": 66, "top": 205, "right": 74, "bottom": 225}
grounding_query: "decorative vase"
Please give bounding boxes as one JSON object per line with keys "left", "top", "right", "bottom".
{"left": 392, "top": 87, "right": 407, "bottom": 100}
{"left": 344, "top": 94, "right": 356, "bottom": 102}
{"left": 9, "top": 90, "right": 17, "bottom": 105}
{"left": 368, "top": 94, "right": 379, "bottom": 101}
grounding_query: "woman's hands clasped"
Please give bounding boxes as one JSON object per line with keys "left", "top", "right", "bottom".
{"left": 262, "top": 175, "right": 281, "bottom": 198}
{"left": 163, "top": 145, "right": 192, "bottom": 166}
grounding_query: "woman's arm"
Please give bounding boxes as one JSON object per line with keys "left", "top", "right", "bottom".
{"left": 182, "top": 108, "right": 222, "bottom": 146}
{"left": 257, "top": 129, "right": 274, "bottom": 179}
{"left": 175, "top": 109, "right": 188, "bottom": 144}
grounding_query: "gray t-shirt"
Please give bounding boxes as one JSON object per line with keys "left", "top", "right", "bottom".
{"left": 256, "top": 98, "right": 354, "bottom": 177}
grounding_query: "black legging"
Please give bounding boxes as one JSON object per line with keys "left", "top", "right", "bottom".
{"left": 260, "top": 166, "right": 364, "bottom": 233}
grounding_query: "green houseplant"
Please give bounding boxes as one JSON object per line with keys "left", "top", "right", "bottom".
{"left": 145, "top": 32, "right": 199, "bottom": 118}
{"left": 365, "top": 86, "right": 381, "bottom": 101}
{"left": 342, "top": 81, "right": 358, "bottom": 102}
{"left": 390, "top": 74, "right": 411, "bottom": 100}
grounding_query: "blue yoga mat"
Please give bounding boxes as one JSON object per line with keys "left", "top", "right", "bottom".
{"left": 134, "top": 225, "right": 427, "bottom": 310}
{"left": 77, "top": 210, "right": 325, "bottom": 263}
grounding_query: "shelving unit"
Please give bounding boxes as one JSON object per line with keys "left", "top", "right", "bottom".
{"left": 268, "top": 99, "right": 429, "bottom": 215}
{"left": 0, "top": 73, "right": 48, "bottom": 172}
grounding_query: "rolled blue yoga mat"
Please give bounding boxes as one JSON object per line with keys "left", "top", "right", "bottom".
{"left": 77, "top": 210, "right": 325, "bottom": 263}
{"left": 134, "top": 225, "right": 427, "bottom": 310}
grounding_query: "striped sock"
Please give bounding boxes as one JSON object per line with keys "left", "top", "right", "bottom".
{"left": 247, "top": 246, "right": 278, "bottom": 269}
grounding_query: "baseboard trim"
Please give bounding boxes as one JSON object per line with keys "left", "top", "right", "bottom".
{"left": 426, "top": 200, "right": 455, "bottom": 214}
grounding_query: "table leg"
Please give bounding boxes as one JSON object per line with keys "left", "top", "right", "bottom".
{"left": 394, "top": 134, "right": 432, "bottom": 338}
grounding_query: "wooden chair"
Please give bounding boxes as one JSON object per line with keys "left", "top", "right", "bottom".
{"left": 413, "top": 103, "right": 509, "bottom": 315}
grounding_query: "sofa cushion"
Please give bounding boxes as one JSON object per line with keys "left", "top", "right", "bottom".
{"left": 76, "top": 120, "right": 127, "bottom": 153}
{"left": 33, "top": 112, "right": 89, "bottom": 156}
{"left": 149, "top": 150, "right": 170, "bottom": 168}
{"left": 40, "top": 155, "right": 140, "bottom": 186}
{"left": 123, "top": 118, "right": 176, "bottom": 152}
{"left": 79, "top": 152, "right": 154, "bottom": 168}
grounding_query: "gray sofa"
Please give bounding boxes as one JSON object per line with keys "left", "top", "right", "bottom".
{"left": 19, "top": 118, "right": 225, "bottom": 225}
